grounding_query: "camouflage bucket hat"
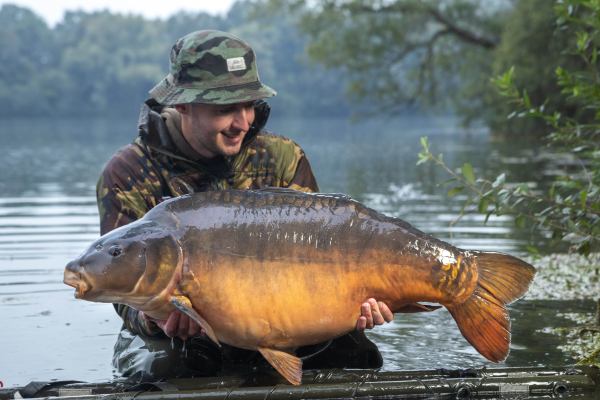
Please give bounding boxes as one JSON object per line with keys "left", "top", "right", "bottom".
{"left": 149, "top": 30, "right": 276, "bottom": 105}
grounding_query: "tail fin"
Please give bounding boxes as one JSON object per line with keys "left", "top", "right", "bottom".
{"left": 447, "top": 251, "right": 535, "bottom": 362}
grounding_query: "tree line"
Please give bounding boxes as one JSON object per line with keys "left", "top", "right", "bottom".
{"left": 2, "top": 0, "right": 593, "bottom": 137}
{"left": 0, "top": 1, "right": 354, "bottom": 118}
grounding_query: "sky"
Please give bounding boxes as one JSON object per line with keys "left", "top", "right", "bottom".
{"left": 0, "top": 0, "right": 237, "bottom": 26}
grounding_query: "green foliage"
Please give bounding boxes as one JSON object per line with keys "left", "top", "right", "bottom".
{"left": 0, "top": 5, "right": 170, "bottom": 116}
{"left": 0, "top": 5, "right": 56, "bottom": 113}
{"left": 272, "top": 0, "right": 505, "bottom": 114}
{"left": 418, "top": 0, "right": 600, "bottom": 254}
{"left": 54, "top": 11, "right": 167, "bottom": 115}
{"left": 269, "top": 0, "right": 597, "bottom": 135}
{"left": 230, "top": 1, "right": 355, "bottom": 116}
{"left": 478, "top": 0, "right": 600, "bottom": 137}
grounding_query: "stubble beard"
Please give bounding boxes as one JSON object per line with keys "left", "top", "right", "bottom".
{"left": 217, "top": 131, "right": 245, "bottom": 157}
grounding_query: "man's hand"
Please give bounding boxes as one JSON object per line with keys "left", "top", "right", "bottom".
{"left": 356, "top": 298, "right": 394, "bottom": 330}
{"left": 141, "top": 310, "right": 204, "bottom": 340}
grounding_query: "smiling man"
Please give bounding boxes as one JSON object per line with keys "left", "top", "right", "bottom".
{"left": 174, "top": 101, "right": 257, "bottom": 158}
{"left": 96, "top": 30, "right": 393, "bottom": 381}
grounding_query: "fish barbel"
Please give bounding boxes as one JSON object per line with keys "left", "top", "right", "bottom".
{"left": 64, "top": 188, "right": 535, "bottom": 385}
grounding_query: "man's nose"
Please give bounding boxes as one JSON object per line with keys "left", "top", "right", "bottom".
{"left": 231, "top": 107, "right": 251, "bottom": 132}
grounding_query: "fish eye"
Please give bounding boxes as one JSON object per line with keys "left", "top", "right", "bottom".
{"left": 108, "top": 245, "right": 122, "bottom": 257}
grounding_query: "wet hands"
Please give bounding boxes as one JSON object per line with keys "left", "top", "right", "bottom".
{"left": 142, "top": 310, "right": 205, "bottom": 340}
{"left": 356, "top": 298, "right": 394, "bottom": 330}
{"left": 143, "top": 298, "right": 393, "bottom": 339}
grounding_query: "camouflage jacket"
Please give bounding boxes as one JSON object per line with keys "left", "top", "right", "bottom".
{"left": 97, "top": 99, "right": 318, "bottom": 336}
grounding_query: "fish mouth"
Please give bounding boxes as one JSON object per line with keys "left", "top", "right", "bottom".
{"left": 63, "top": 269, "right": 91, "bottom": 298}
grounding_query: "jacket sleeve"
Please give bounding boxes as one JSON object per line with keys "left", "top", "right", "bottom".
{"left": 96, "top": 144, "right": 165, "bottom": 235}
{"left": 288, "top": 154, "right": 319, "bottom": 193}
{"left": 96, "top": 144, "right": 165, "bottom": 337}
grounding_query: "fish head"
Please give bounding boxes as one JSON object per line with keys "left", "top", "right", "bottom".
{"left": 64, "top": 220, "right": 181, "bottom": 307}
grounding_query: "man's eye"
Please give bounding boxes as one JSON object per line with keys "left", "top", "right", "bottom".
{"left": 216, "top": 107, "right": 234, "bottom": 115}
{"left": 214, "top": 102, "right": 254, "bottom": 115}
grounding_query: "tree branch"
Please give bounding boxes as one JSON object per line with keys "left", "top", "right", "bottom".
{"left": 344, "top": 2, "right": 499, "bottom": 49}
{"left": 426, "top": 7, "right": 498, "bottom": 49}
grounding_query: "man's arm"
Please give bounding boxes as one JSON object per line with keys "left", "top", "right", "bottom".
{"left": 97, "top": 145, "right": 166, "bottom": 337}
{"left": 96, "top": 144, "right": 164, "bottom": 235}
{"left": 288, "top": 155, "right": 319, "bottom": 192}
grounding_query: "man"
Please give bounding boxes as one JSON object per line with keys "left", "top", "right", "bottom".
{"left": 97, "top": 30, "right": 393, "bottom": 381}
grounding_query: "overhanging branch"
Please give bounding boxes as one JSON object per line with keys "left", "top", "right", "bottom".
{"left": 426, "top": 7, "right": 498, "bottom": 49}
{"left": 343, "top": 2, "right": 499, "bottom": 50}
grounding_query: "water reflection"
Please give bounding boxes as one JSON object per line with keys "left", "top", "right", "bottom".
{"left": 0, "top": 115, "right": 584, "bottom": 387}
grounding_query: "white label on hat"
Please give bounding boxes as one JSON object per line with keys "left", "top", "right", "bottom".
{"left": 227, "top": 57, "right": 246, "bottom": 72}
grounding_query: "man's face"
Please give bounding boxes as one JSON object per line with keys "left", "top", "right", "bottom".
{"left": 178, "top": 101, "right": 256, "bottom": 159}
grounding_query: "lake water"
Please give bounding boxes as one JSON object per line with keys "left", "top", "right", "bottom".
{"left": 0, "top": 115, "right": 592, "bottom": 388}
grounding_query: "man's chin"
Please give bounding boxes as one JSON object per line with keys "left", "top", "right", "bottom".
{"left": 218, "top": 144, "right": 243, "bottom": 157}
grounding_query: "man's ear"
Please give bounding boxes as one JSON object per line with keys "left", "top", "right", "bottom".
{"left": 174, "top": 104, "right": 189, "bottom": 114}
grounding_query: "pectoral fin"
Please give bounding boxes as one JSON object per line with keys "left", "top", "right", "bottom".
{"left": 170, "top": 295, "right": 221, "bottom": 347}
{"left": 258, "top": 347, "right": 302, "bottom": 385}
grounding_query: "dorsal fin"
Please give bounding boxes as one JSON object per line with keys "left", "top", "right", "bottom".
{"left": 255, "top": 187, "right": 355, "bottom": 202}
{"left": 255, "top": 187, "right": 303, "bottom": 195}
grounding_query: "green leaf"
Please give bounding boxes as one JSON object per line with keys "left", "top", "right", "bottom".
{"left": 515, "top": 214, "right": 527, "bottom": 229}
{"left": 478, "top": 197, "right": 490, "bottom": 213}
{"left": 522, "top": 90, "right": 531, "bottom": 108}
{"left": 440, "top": 178, "right": 458, "bottom": 187}
{"left": 492, "top": 173, "right": 506, "bottom": 188}
{"left": 580, "top": 190, "right": 588, "bottom": 209}
{"left": 576, "top": 31, "right": 590, "bottom": 51}
{"left": 513, "top": 197, "right": 526, "bottom": 207}
{"left": 563, "top": 232, "right": 587, "bottom": 244}
{"left": 462, "top": 163, "right": 475, "bottom": 185}
{"left": 484, "top": 210, "right": 493, "bottom": 224}
{"left": 549, "top": 184, "right": 556, "bottom": 199}
{"left": 516, "top": 183, "right": 530, "bottom": 194}
{"left": 525, "top": 245, "right": 540, "bottom": 256}
{"left": 447, "top": 186, "right": 465, "bottom": 197}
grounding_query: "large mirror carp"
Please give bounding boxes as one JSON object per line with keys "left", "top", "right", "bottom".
{"left": 64, "top": 188, "right": 536, "bottom": 385}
